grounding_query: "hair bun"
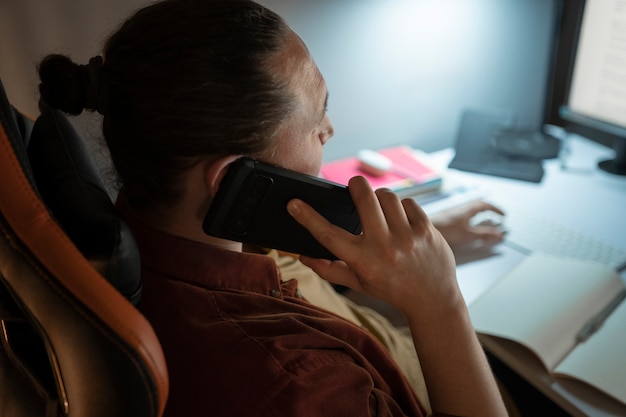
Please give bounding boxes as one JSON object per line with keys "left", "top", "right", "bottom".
{"left": 38, "top": 54, "right": 88, "bottom": 115}
{"left": 38, "top": 54, "right": 108, "bottom": 115}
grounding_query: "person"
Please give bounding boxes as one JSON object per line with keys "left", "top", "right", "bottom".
{"left": 37, "top": 0, "right": 509, "bottom": 416}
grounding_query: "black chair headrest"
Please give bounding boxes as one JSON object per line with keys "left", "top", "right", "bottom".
{"left": 26, "top": 101, "right": 142, "bottom": 304}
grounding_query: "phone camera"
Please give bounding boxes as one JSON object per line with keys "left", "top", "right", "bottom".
{"left": 229, "top": 176, "right": 272, "bottom": 235}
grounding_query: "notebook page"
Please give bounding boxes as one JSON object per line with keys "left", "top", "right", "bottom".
{"left": 469, "top": 255, "right": 622, "bottom": 370}
{"left": 555, "top": 300, "right": 626, "bottom": 405}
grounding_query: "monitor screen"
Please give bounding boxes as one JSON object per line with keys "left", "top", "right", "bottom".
{"left": 558, "top": 0, "right": 626, "bottom": 175}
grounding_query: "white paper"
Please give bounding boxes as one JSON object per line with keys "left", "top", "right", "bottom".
{"left": 469, "top": 255, "right": 623, "bottom": 370}
{"left": 556, "top": 301, "right": 626, "bottom": 405}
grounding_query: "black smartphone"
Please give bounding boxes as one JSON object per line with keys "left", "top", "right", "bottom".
{"left": 202, "top": 157, "right": 361, "bottom": 259}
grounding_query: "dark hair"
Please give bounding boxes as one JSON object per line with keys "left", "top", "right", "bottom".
{"left": 38, "top": 0, "right": 294, "bottom": 208}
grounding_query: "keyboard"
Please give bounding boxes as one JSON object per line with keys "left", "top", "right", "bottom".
{"left": 499, "top": 207, "right": 626, "bottom": 271}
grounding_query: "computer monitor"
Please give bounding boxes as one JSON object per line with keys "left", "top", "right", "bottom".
{"left": 549, "top": 0, "right": 626, "bottom": 175}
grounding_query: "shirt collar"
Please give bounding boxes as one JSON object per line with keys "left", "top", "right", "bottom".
{"left": 117, "top": 197, "right": 285, "bottom": 297}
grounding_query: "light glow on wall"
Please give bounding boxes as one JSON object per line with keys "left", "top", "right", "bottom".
{"left": 371, "top": 0, "right": 477, "bottom": 87}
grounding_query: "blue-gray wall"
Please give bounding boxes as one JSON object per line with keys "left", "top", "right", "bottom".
{"left": 258, "top": 0, "right": 558, "bottom": 161}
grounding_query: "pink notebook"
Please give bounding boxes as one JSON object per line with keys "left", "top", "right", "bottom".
{"left": 321, "top": 146, "right": 442, "bottom": 197}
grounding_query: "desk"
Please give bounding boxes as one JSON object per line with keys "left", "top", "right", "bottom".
{"left": 423, "top": 134, "right": 626, "bottom": 417}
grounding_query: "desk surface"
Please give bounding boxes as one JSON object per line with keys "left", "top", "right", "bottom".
{"left": 423, "top": 134, "right": 626, "bottom": 417}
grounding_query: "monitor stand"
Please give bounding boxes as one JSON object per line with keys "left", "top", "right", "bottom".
{"left": 598, "top": 138, "right": 626, "bottom": 176}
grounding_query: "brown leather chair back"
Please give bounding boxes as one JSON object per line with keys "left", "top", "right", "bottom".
{"left": 0, "top": 79, "right": 168, "bottom": 417}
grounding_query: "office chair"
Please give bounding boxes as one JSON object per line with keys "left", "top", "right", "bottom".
{"left": 0, "top": 78, "right": 168, "bottom": 416}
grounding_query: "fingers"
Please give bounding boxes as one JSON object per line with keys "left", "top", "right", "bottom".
{"left": 471, "top": 226, "right": 505, "bottom": 243}
{"left": 298, "top": 256, "right": 364, "bottom": 291}
{"left": 375, "top": 188, "right": 411, "bottom": 234}
{"left": 401, "top": 197, "right": 430, "bottom": 228}
{"left": 286, "top": 176, "right": 392, "bottom": 261}
{"left": 348, "top": 176, "right": 388, "bottom": 236}
{"left": 287, "top": 176, "right": 432, "bottom": 259}
{"left": 372, "top": 184, "right": 432, "bottom": 237}
{"left": 469, "top": 200, "right": 505, "bottom": 217}
{"left": 285, "top": 181, "right": 372, "bottom": 290}
{"left": 286, "top": 198, "right": 356, "bottom": 258}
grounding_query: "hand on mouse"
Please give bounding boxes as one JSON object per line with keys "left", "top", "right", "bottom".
{"left": 430, "top": 200, "right": 505, "bottom": 249}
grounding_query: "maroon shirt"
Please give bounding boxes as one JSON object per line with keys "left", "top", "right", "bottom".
{"left": 119, "top": 199, "right": 455, "bottom": 417}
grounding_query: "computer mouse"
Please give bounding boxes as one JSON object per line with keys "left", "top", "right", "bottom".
{"left": 470, "top": 210, "right": 506, "bottom": 231}
{"left": 356, "top": 149, "right": 392, "bottom": 177}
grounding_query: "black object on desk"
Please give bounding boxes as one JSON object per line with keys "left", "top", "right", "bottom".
{"left": 492, "top": 129, "right": 561, "bottom": 160}
{"left": 449, "top": 108, "right": 552, "bottom": 183}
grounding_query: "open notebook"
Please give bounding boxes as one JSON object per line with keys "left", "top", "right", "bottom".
{"left": 469, "top": 254, "right": 626, "bottom": 406}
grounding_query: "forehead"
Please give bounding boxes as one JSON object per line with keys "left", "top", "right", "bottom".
{"left": 269, "top": 30, "right": 326, "bottom": 103}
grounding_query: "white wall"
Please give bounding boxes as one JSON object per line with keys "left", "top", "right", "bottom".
{"left": 0, "top": 0, "right": 558, "bottom": 161}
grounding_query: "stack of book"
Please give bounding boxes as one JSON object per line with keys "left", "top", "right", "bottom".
{"left": 321, "top": 146, "right": 443, "bottom": 198}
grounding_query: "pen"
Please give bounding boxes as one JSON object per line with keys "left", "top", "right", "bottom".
{"left": 576, "top": 288, "right": 626, "bottom": 343}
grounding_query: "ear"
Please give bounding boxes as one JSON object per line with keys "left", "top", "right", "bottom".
{"left": 204, "top": 155, "right": 242, "bottom": 198}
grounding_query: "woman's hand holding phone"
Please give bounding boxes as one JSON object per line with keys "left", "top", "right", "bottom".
{"left": 286, "top": 175, "right": 461, "bottom": 320}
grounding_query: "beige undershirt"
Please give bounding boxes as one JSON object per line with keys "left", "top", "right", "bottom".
{"left": 266, "top": 249, "right": 431, "bottom": 413}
